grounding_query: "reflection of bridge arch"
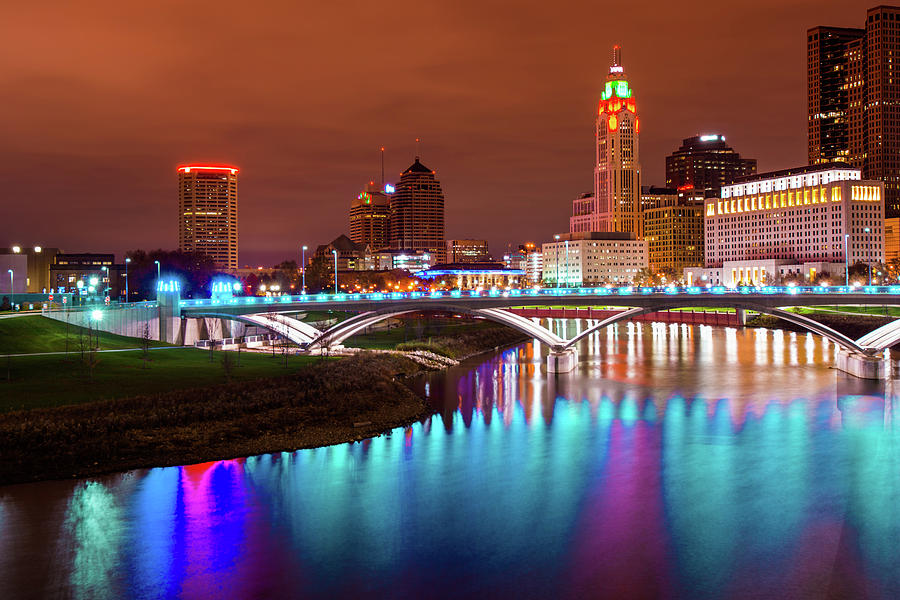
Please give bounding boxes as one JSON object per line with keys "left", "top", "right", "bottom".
{"left": 308, "top": 304, "right": 567, "bottom": 351}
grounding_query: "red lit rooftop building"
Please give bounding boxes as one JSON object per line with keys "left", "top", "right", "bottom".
{"left": 177, "top": 165, "right": 239, "bottom": 271}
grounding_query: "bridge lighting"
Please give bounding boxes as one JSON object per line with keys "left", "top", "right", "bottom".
{"left": 90, "top": 277, "right": 99, "bottom": 286}
{"left": 90, "top": 310, "right": 102, "bottom": 322}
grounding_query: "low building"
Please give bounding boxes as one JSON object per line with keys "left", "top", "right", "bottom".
{"left": 886, "top": 217, "right": 899, "bottom": 263}
{"left": 313, "top": 235, "right": 371, "bottom": 271}
{"left": 372, "top": 250, "right": 434, "bottom": 272}
{"left": 687, "top": 163, "right": 885, "bottom": 285}
{"left": 542, "top": 232, "right": 648, "bottom": 287}
{"left": 0, "top": 246, "right": 59, "bottom": 292}
{"left": 50, "top": 253, "right": 125, "bottom": 299}
{"left": 415, "top": 262, "right": 524, "bottom": 290}
{"left": 446, "top": 239, "right": 489, "bottom": 263}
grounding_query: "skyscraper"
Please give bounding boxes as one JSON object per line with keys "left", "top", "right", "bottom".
{"left": 665, "top": 134, "right": 757, "bottom": 198}
{"left": 177, "top": 165, "right": 239, "bottom": 270}
{"left": 808, "top": 6, "right": 900, "bottom": 216}
{"left": 350, "top": 181, "right": 391, "bottom": 250}
{"left": 390, "top": 157, "right": 445, "bottom": 256}
{"left": 571, "top": 46, "right": 642, "bottom": 236}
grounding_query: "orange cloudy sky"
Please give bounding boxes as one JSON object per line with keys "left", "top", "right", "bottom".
{"left": 0, "top": 0, "right": 863, "bottom": 264}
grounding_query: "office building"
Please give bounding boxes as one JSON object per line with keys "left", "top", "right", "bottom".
{"left": 446, "top": 239, "right": 489, "bottom": 263}
{"left": 571, "top": 46, "right": 642, "bottom": 236}
{"left": 643, "top": 204, "right": 704, "bottom": 272}
{"left": 665, "top": 135, "right": 757, "bottom": 197}
{"left": 543, "top": 232, "right": 647, "bottom": 286}
{"left": 886, "top": 217, "right": 900, "bottom": 262}
{"left": 178, "top": 164, "right": 239, "bottom": 270}
{"left": 350, "top": 181, "right": 392, "bottom": 250}
{"left": 390, "top": 157, "right": 445, "bottom": 256}
{"left": 50, "top": 253, "right": 125, "bottom": 299}
{"left": 640, "top": 186, "right": 679, "bottom": 211}
{"left": 314, "top": 235, "right": 371, "bottom": 272}
{"left": 808, "top": 6, "right": 900, "bottom": 217}
{"left": 685, "top": 164, "right": 884, "bottom": 286}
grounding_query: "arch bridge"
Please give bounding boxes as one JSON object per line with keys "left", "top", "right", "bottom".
{"left": 178, "top": 285, "right": 900, "bottom": 378}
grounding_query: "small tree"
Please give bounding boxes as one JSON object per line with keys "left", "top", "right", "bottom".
{"left": 141, "top": 323, "right": 151, "bottom": 369}
{"left": 221, "top": 351, "right": 235, "bottom": 382}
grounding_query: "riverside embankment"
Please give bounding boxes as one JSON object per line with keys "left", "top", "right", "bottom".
{"left": 0, "top": 322, "right": 527, "bottom": 485}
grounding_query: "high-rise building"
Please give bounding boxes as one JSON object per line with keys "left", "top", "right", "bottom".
{"left": 350, "top": 181, "right": 392, "bottom": 250}
{"left": 570, "top": 46, "right": 642, "bottom": 236}
{"left": 643, "top": 205, "right": 704, "bottom": 273}
{"left": 177, "top": 165, "right": 239, "bottom": 270}
{"left": 390, "top": 157, "right": 445, "bottom": 256}
{"left": 665, "top": 135, "right": 757, "bottom": 197}
{"left": 808, "top": 6, "right": 900, "bottom": 217}
{"left": 446, "top": 239, "right": 489, "bottom": 263}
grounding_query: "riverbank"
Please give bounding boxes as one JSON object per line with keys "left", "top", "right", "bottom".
{"left": 0, "top": 353, "right": 427, "bottom": 485}
{"left": 0, "top": 321, "right": 528, "bottom": 485}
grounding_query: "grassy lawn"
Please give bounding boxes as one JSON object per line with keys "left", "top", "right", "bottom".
{"left": 791, "top": 305, "right": 900, "bottom": 317}
{"left": 346, "top": 318, "right": 498, "bottom": 350}
{"left": 299, "top": 310, "right": 352, "bottom": 323}
{"left": 0, "top": 347, "right": 321, "bottom": 412}
{"left": 0, "top": 315, "right": 171, "bottom": 355}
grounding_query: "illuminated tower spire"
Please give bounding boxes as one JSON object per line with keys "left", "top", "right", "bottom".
{"left": 570, "top": 45, "right": 642, "bottom": 237}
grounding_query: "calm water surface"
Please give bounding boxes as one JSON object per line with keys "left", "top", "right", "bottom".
{"left": 2, "top": 321, "right": 899, "bottom": 599}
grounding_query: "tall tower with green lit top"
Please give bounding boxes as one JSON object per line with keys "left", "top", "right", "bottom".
{"left": 571, "top": 46, "right": 642, "bottom": 236}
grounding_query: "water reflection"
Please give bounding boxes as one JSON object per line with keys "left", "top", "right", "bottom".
{"left": 1, "top": 322, "right": 899, "bottom": 599}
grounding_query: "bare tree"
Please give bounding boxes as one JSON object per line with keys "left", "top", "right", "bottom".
{"left": 141, "top": 323, "right": 151, "bottom": 369}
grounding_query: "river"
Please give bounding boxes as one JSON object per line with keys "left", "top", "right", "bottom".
{"left": 1, "top": 321, "right": 899, "bottom": 599}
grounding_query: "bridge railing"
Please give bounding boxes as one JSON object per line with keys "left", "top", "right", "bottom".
{"left": 179, "top": 284, "right": 900, "bottom": 309}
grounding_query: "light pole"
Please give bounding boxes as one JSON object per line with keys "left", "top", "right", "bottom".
{"left": 554, "top": 234, "right": 560, "bottom": 288}
{"left": 864, "top": 227, "right": 872, "bottom": 285}
{"left": 7, "top": 269, "right": 12, "bottom": 299}
{"left": 124, "top": 258, "right": 131, "bottom": 303}
{"left": 332, "top": 249, "right": 338, "bottom": 294}
{"left": 101, "top": 266, "right": 109, "bottom": 301}
{"left": 301, "top": 245, "right": 307, "bottom": 293}
{"left": 844, "top": 234, "right": 849, "bottom": 286}
{"left": 564, "top": 240, "right": 569, "bottom": 288}
{"left": 154, "top": 260, "right": 161, "bottom": 281}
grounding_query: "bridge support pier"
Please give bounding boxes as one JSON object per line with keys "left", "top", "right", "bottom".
{"left": 735, "top": 308, "right": 749, "bottom": 327}
{"left": 546, "top": 348, "right": 578, "bottom": 374}
{"left": 835, "top": 349, "right": 886, "bottom": 380}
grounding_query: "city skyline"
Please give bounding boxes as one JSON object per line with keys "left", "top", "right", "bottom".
{"left": 0, "top": 0, "right": 862, "bottom": 265}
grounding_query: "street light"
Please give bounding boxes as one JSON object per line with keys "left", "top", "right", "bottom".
{"left": 124, "top": 258, "right": 131, "bottom": 303}
{"left": 6, "top": 269, "right": 12, "bottom": 298}
{"left": 864, "top": 227, "right": 872, "bottom": 285}
{"left": 332, "top": 249, "right": 338, "bottom": 294}
{"left": 154, "top": 260, "right": 161, "bottom": 281}
{"left": 301, "top": 245, "right": 308, "bottom": 293}
{"left": 101, "top": 266, "right": 109, "bottom": 301}
{"left": 844, "top": 234, "right": 850, "bottom": 286}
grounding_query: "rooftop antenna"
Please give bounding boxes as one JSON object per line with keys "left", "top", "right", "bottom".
{"left": 415, "top": 137, "right": 420, "bottom": 159}
{"left": 613, "top": 45, "right": 621, "bottom": 66}
{"left": 380, "top": 146, "right": 385, "bottom": 187}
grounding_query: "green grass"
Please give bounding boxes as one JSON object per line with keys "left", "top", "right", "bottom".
{"left": 0, "top": 348, "right": 320, "bottom": 412}
{"left": 345, "top": 318, "right": 497, "bottom": 350}
{"left": 790, "top": 305, "right": 900, "bottom": 317}
{"left": 299, "top": 310, "right": 352, "bottom": 323}
{"left": 0, "top": 315, "right": 170, "bottom": 355}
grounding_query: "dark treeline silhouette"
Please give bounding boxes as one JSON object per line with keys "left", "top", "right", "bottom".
{"left": 125, "top": 250, "right": 220, "bottom": 300}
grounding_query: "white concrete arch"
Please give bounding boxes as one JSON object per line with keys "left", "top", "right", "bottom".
{"left": 857, "top": 319, "right": 900, "bottom": 350}
{"left": 192, "top": 312, "right": 319, "bottom": 346}
{"left": 308, "top": 304, "right": 567, "bottom": 351}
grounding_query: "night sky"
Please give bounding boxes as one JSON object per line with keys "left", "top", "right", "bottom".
{"left": 0, "top": 0, "right": 861, "bottom": 266}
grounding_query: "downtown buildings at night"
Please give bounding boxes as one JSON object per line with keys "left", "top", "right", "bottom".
{"left": 349, "top": 181, "right": 391, "bottom": 250}
{"left": 177, "top": 165, "right": 239, "bottom": 271}
{"left": 665, "top": 135, "right": 757, "bottom": 199}
{"left": 389, "top": 157, "right": 445, "bottom": 256}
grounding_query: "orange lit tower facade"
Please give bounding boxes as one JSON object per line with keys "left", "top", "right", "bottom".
{"left": 177, "top": 165, "right": 239, "bottom": 271}
{"left": 571, "top": 46, "right": 642, "bottom": 236}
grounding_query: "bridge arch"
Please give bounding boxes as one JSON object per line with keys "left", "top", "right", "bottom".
{"left": 558, "top": 304, "right": 870, "bottom": 355}
{"left": 308, "top": 304, "right": 567, "bottom": 351}
{"left": 190, "top": 312, "right": 321, "bottom": 345}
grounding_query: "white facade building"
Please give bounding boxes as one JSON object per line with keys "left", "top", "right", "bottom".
{"left": 684, "top": 164, "right": 885, "bottom": 286}
{"left": 543, "top": 232, "right": 647, "bottom": 286}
